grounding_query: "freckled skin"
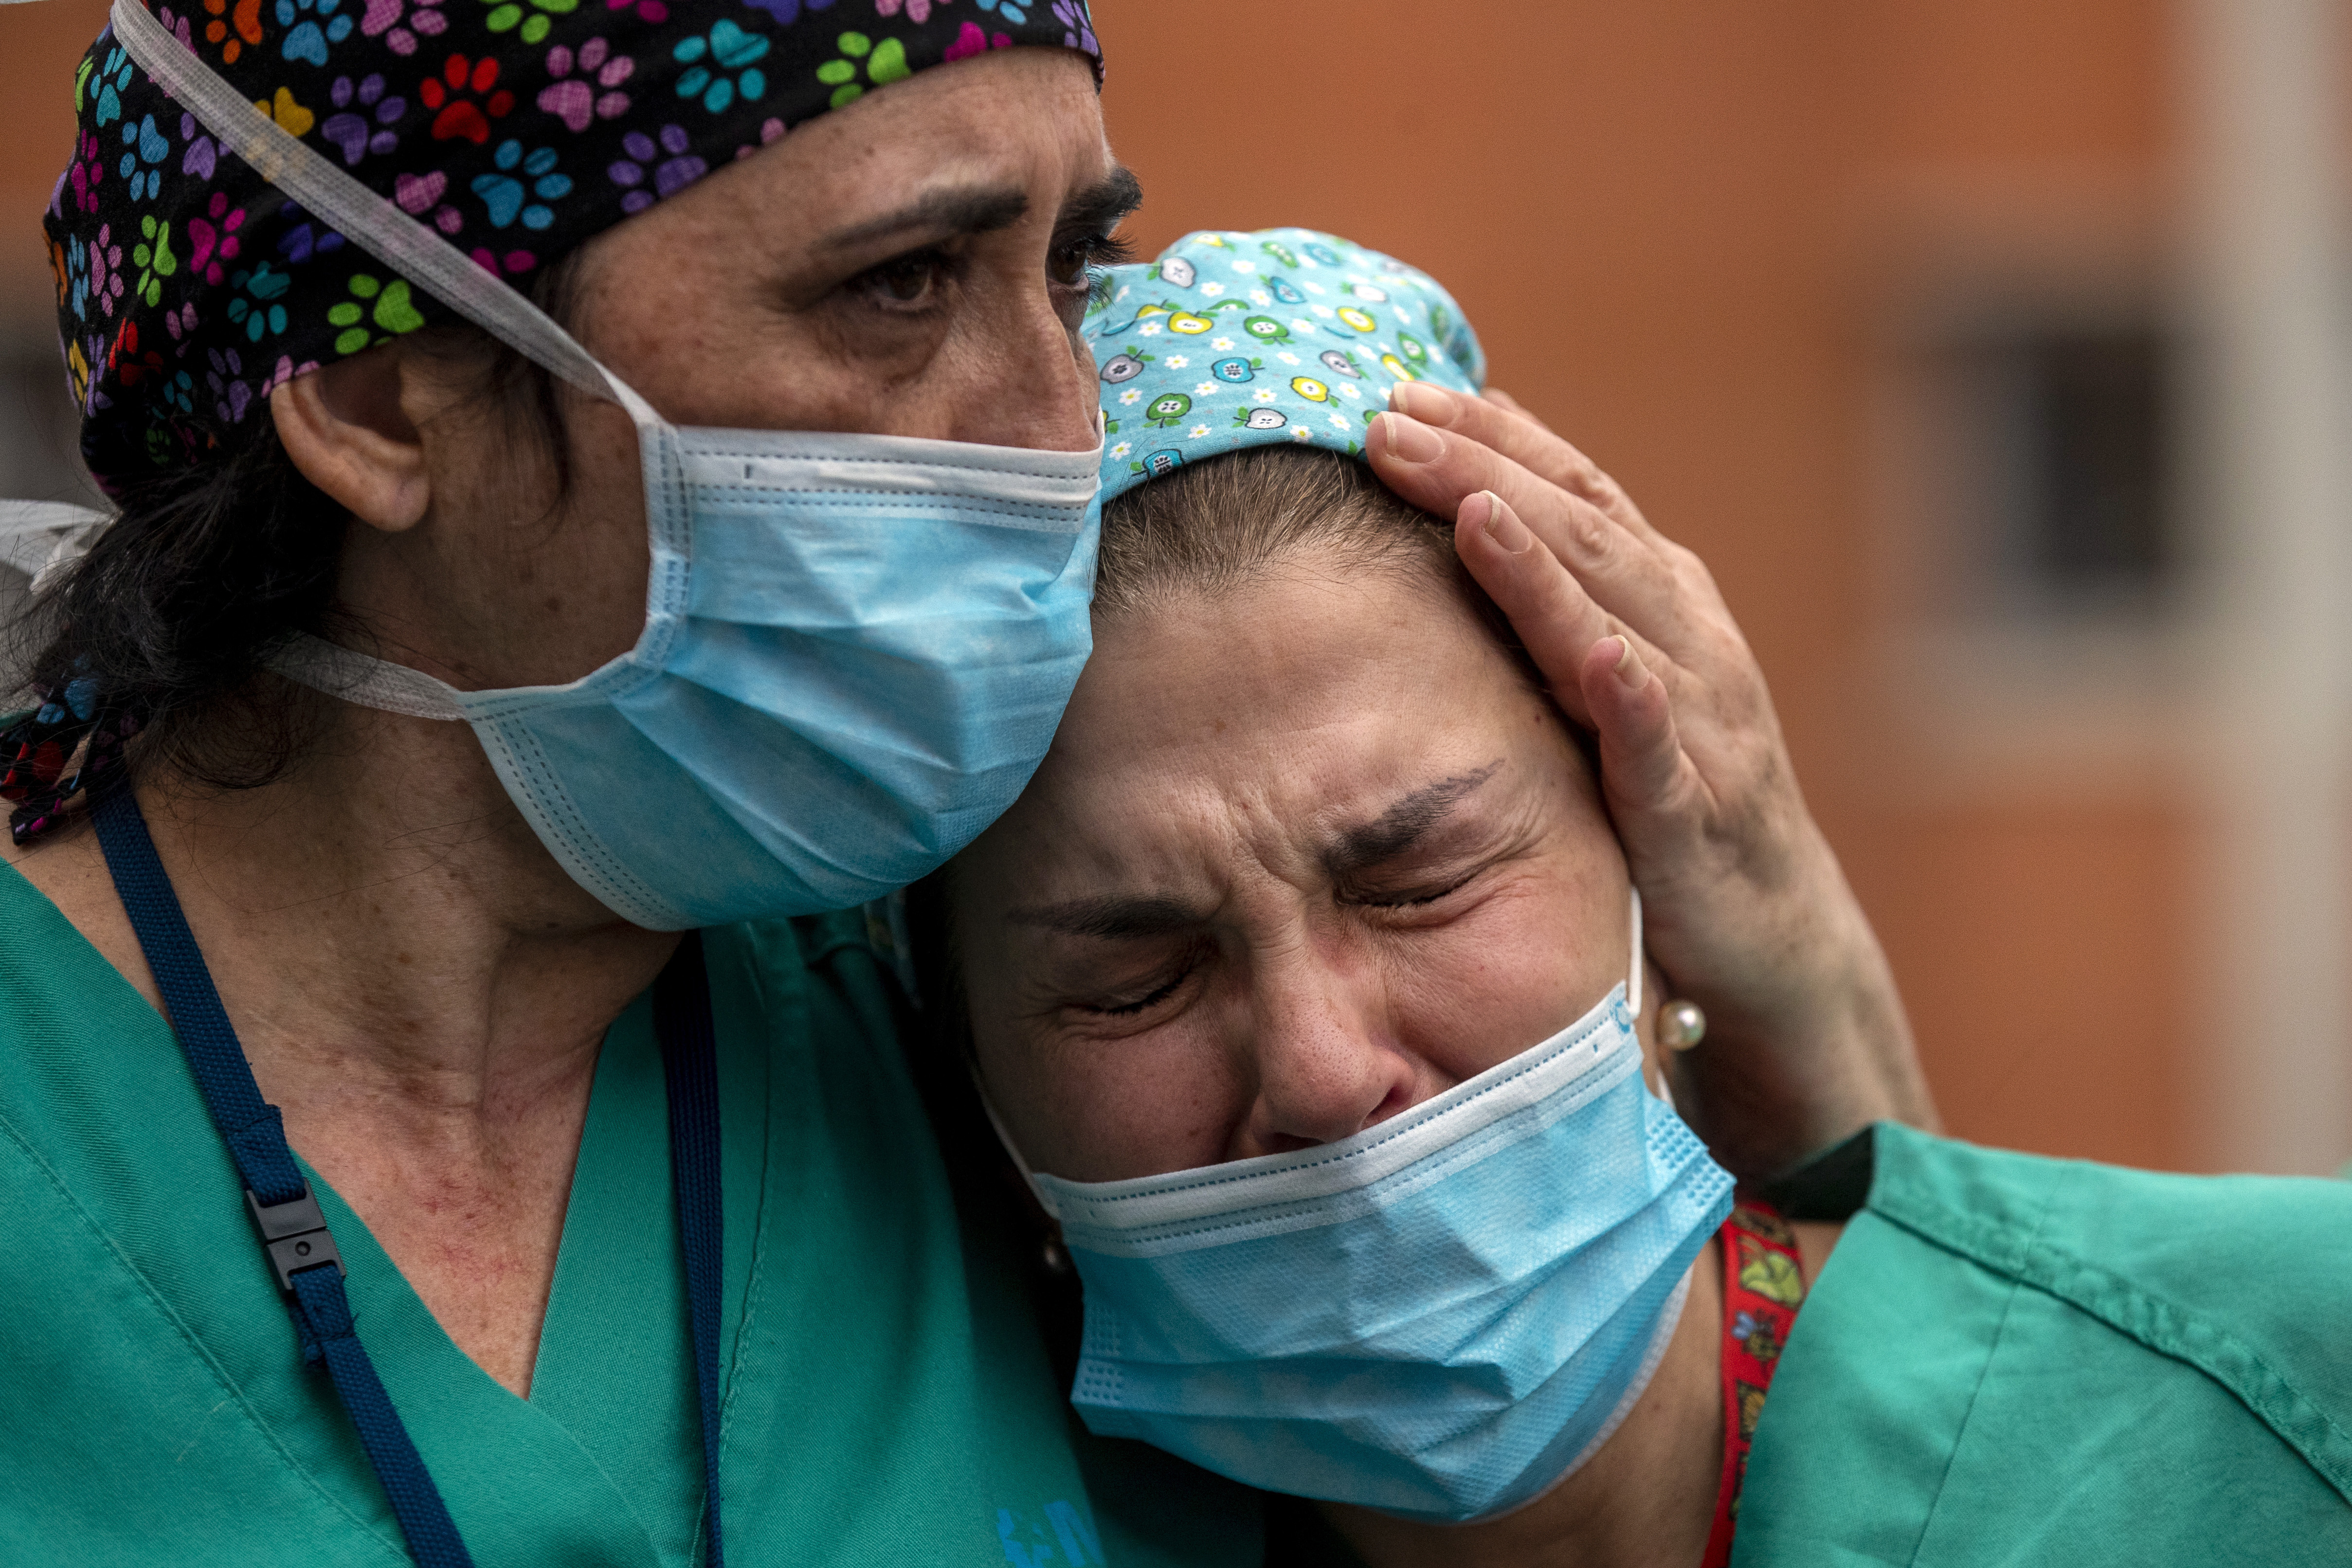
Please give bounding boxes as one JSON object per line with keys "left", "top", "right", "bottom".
{"left": 951, "top": 555, "right": 1640, "bottom": 1183}
{"left": 6, "top": 46, "right": 1120, "bottom": 1400}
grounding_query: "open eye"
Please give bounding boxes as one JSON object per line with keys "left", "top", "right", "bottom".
{"left": 1047, "top": 231, "right": 1135, "bottom": 329}
{"left": 850, "top": 245, "right": 956, "bottom": 309}
{"left": 1050, "top": 229, "right": 1133, "bottom": 292}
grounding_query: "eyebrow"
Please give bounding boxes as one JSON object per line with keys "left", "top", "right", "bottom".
{"left": 1005, "top": 760, "right": 1505, "bottom": 937}
{"left": 817, "top": 164, "right": 1143, "bottom": 254}
{"left": 818, "top": 183, "right": 1031, "bottom": 252}
{"left": 1058, "top": 164, "right": 1144, "bottom": 238}
{"left": 1323, "top": 762, "right": 1504, "bottom": 878}
{"left": 1005, "top": 892, "right": 1202, "bottom": 940}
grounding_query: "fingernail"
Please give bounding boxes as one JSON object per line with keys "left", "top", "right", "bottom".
{"left": 1388, "top": 380, "right": 1440, "bottom": 421}
{"left": 1376, "top": 411, "right": 1443, "bottom": 465}
{"left": 1610, "top": 636, "right": 1648, "bottom": 690}
{"left": 1482, "top": 491, "right": 1534, "bottom": 553}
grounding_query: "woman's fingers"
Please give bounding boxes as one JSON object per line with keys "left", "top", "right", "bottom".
{"left": 1393, "top": 381, "right": 1661, "bottom": 546}
{"left": 1455, "top": 491, "right": 1613, "bottom": 725}
{"left": 1371, "top": 410, "right": 1692, "bottom": 649}
{"left": 1580, "top": 634, "right": 1702, "bottom": 833}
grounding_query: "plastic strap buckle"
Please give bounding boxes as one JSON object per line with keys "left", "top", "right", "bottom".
{"left": 245, "top": 1185, "right": 345, "bottom": 1291}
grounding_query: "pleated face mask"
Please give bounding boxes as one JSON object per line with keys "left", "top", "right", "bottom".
{"left": 1007, "top": 891, "right": 1736, "bottom": 1523}
{"left": 12, "top": 0, "right": 1104, "bottom": 928}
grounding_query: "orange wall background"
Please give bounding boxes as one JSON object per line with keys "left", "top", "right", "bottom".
{"left": 1092, "top": 0, "right": 2195, "bottom": 1170}
{"left": 0, "top": 0, "right": 2205, "bottom": 1169}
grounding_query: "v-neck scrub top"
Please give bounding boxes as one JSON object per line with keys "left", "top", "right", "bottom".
{"left": 0, "top": 863, "right": 1259, "bottom": 1566}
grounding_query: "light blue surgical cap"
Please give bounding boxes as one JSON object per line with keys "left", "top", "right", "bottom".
{"left": 1082, "top": 228, "right": 1486, "bottom": 505}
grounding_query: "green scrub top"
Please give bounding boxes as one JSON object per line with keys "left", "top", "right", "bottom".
{"left": 1264, "top": 1124, "right": 2352, "bottom": 1564}
{"left": 1737, "top": 1122, "right": 2352, "bottom": 1565}
{"left": 0, "top": 862, "right": 1259, "bottom": 1566}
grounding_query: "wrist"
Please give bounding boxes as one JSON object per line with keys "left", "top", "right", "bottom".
{"left": 1664, "top": 904, "right": 1928, "bottom": 1179}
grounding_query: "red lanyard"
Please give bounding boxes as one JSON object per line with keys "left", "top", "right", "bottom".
{"left": 1700, "top": 1200, "right": 1808, "bottom": 1568}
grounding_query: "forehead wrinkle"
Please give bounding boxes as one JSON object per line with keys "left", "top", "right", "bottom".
{"left": 994, "top": 773, "right": 1311, "bottom": 942}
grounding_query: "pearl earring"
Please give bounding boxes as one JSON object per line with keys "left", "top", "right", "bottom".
{"left": 1657, "top": 999, "right": 1707, "bottom": 1051}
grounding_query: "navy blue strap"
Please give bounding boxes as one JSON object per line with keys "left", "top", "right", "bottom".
{"left": 291, "top": 1267, "right": 475, "bottom": 1567}
{"left": 92, "top": 790, "right": 725, "bottom": 1567}
{"left": 656, "top": 934, "right": 725, "bottom": 1568}
{"left": 91, "top": 791, "right": 308, "bottom": 1206}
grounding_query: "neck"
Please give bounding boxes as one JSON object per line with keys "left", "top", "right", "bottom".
{"left": 1321, "top": 1242, "right": 1727, "bottom": 1568}
{"left": 143, "top": 696, "right": 674, "bottom": 1097}
{"left": 4, "top": 689, "right": 678, "bottom": 1393}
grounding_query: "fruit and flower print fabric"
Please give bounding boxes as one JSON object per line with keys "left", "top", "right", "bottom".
{"left": 1081, "top": 226, "right": 1486, "bottom": 505}
{"left": 44, "top": 0, "right": 1103, "bottom": 491}
{"left": 1702, "top": 1201, "right": 1808, "bottom": 1568}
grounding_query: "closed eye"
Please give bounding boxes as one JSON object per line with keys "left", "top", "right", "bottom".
{"left": 1349, "top": 867, "right": 1483, "bottom": 910}
{"left": 1079, "top": 961, "right": 1191, "bottom": 1017}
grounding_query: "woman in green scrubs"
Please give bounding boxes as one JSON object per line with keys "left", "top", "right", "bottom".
{"left": 924, "top": 229, "right": 2352, "bottom": 1566}
{"left": 2, "top": 8, "right": 1931, "bottom": 1568}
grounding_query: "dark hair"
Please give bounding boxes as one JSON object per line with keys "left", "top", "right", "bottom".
{"left": 1090, "top": 445, "right": 1542, "bottom": 682}
{"left": 2, "top": 263, "right": 580, "bottom": 842}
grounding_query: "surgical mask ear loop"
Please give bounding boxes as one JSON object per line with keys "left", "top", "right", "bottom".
{"left": 109, "top": 0, "right": 619, "bottom": 409}
{"left": 971, "top": 1078, "right": 1082, "bottom": 1278}
{"left": 974, "top": 1074, "right": 1064, "bottom": 1224}
{"left": 1627, "top": 885, "right": 1645, "bottom": 1017}
{"left": 1627, "top": 885, "right": 1682, "bottom": 1114}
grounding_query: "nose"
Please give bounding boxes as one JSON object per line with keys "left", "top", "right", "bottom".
{"left": 1233, "top": 957, "right": 1421, "bottom": 1160}
{"left": 949, "top": 294, "right": 1101, "bottom": 453}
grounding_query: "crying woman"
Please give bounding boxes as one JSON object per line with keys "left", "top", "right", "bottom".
{"left": 911, "top": 231, "right": 2352, "bottom": 1568}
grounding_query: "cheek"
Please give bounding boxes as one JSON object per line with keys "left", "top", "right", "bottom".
{"left": 1380, "top": 873, "right": 1628, "bottom": 1081}
{"left": 536, "top": 408, "right": 651, "bottom": 660}
{"left": 977, "top": 1015, "right": 1252, "bottom": 1184}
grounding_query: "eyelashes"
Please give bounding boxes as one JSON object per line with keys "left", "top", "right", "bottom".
{"left": 843, "top": 244, "right": 958, "bottom": 311}
{"left": 1356, "top": 870, "right": 1482, "bottom": 911}
{"left": 1074, "top": 230, "right": 1135, "bottom": 307}
{"left": 1083, "top": 967, "right": 1189, "bottom": 1018}
{"left": 845, "top": 228, "right": 1135, "bottom": 317}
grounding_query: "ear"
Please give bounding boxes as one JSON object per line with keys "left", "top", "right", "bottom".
{"left": 270, "top": 346, "right": 432, "bottom": 535}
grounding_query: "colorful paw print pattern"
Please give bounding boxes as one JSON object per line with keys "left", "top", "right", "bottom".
{"left": 1082, "top": 227, "right": 1486, "bottom": 505}
{"left": 46, "top": 0, "right": 1103, "bottom": 491}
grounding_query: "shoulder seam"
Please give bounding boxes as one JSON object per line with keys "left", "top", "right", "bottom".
{"left": 1873, "top": 1176, "right": 2352, "bottom": 1507}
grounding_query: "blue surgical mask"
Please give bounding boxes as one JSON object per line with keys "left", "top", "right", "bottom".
{"left": 1012, "top": 893, "right": 1735, "bottom": 1522}
{"left": 272, "top": 383, "right": 1101, "bottom": 930}
{"left": 36, "top": 34, "right": 1103, "bottom": 931}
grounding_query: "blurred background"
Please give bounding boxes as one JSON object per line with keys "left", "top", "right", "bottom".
{"left": 5, "top": 0, "right": 2349, "bottom": 1174}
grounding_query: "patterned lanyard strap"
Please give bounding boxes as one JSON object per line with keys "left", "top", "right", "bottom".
{"left": 90, "top": 789, "right": 727, "bottom": 1568}
{"left": 1700, "top": 1199, "right": 1808, "bottom": 1568}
